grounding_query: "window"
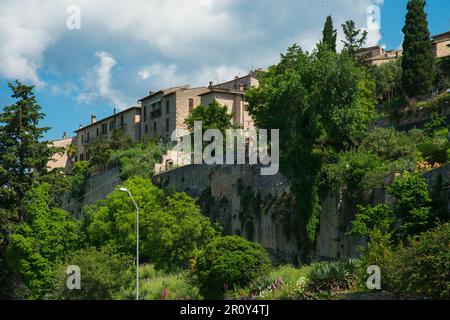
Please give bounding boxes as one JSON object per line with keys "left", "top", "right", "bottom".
{"left": 166, "top": 117, "right": 169, "bottom": 133}
{"left": 153, "top": 122, "right": 157, "bottom": 132}
{"left": 109, "top": 121, "right": 114, "bottom": 131}
{"left": 96, "top": 128, "right": 99, "bottom": 137}
{"left": 145, "top": 125, "right": 148, "bottom": 134}
{"left": 189, "top": 98, "right": 194, "bottom": 113}
{"left": 144, "top": 105, "right": 147, "bottom": 122}
{"left": 120, "top": 115, "right": 124, "bottom": 126}
{"left": 86, "top": 151, "right": 90, "bottom": 161}
{"left": 81, "top": 134, "right": 84, "bottom": 144}
{"left": 86, "top": 132, "right": 90, "bottom": 143}
{"left": 80, "top": 153, "right": 84, "bottom": 161}
{"left": 166, "top": 100, "right": 170, "bottom": 114}
{"left": 102, "top": 123, "right": 107, "bottom": 135}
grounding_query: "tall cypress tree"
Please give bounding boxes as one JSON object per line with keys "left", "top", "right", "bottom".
{"left": 0, "top": 81, "right": 56, "bottom": 221}
{"left": 322, "top": 16, "right": 337, "bottom": 52}
{"left": 401, "top": 0, "right": 434, "bottom": 97}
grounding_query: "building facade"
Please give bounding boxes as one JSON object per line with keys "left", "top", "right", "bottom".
{"left": 47, "top": 134, "right": 77, "bottom": 171}
{"left": 139, "top": 85, "right": 208, "bottom": 140}
{"left": 432, "top": 31, "right": 450, "bottom": 58}
{"left": 74, "top": 106, "right": 141, "bottom": 162}
{"left": 357, "top": 30, "right": 450, "bottom": 66}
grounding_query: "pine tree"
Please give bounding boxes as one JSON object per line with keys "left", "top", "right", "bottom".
{"left": 341, "top": 20, "right": 368, "bottom": 57}
{"left": 0, "top": 81, "right": 57, "bottom": 221}
{"left": 322, "top": 16, "right": 337, "bottom": 52}
{"left": 401, "top": 0, "right": 434, "bottom": 97}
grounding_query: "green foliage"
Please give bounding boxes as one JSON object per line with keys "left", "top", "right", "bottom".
{"left": 341, "top": 20, "right": 368, "bottom": 57}
{"left": 388, "top": 173, "right": 432, "bottom": 238}
{"left": 306, "top": 259, "right": 361, "bottom": 294}
{"left": 321, "top": 16, "right": 337, "bottom": 52}
{"left": 434, "top": 56, "right": 450, "bottom": 91}
{"left": 110, "top": 128, "right": 133, "bottom": 151}
{"left": 117, "top": 264, "right": 200, "bottom": 300}
{"left": 360, "top": 128, "right": 417, "bottom": 161}
{"left": 247, "top": 44, "right": 376, "bottom": 258}
{"left": 350, "top": 204, "right": 395, "bottom": 238}
{"left": 0, "top": 81, "right": 58, "bottom": 219}
{"left": 5, "top": 183, "right": 79, "bottom": 298}
{"left": 371, "top": 60, "right": 403, "bottom": 101}
{"left": 359, "top": 228, "right": 396, "bottom": 291}
{"left": 390, "top": 223, "right": 450, "bottom": 299}
{"left": 68, "top": 161, "right": 91, "bottom": 200}
{"left": 82, "top": 177, "right": 219, "bottom": 272}
{"left": 361, "top": 224, "right": 450, "bottom": 299}
{"left": 109, "top": 140, "right": 167, "bottom": 180}
{"left": 52, "top": 245, "right": 134, "bottom": 300}
{"left": 401, "top": 0, "right": 435, "bottom": 97}
{"left": 184, "top": 99, "right": 234, "bottom": 134}
{"left": 193, "top": 236, "right": 271, "bottom": 299}
{"left": 87, "top": 136, "right": 112, "bottom": 168}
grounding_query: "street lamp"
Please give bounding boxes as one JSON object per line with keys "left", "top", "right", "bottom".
{"left": 119, "top": 187, "right": 139, "bottom": 301}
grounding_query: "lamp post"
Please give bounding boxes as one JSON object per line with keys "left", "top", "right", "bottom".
{"left": 119, "top": 187, "right": 139, "bottom": 301}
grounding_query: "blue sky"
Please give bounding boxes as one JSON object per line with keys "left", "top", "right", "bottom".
{"left": 0, "top": 0, "right": 448, "bottom": 141}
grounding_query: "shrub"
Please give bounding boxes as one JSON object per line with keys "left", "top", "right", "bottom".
{"left": 390, "top": 223, "right": 450, "bottom": 299}
{"left": 349, "top": 204, "right": 395, "bottom": 239}
{"left": 51, "top": 245, "right": 134, "bottom": 300}
{"left": 82, "top": 177, "right": 219, "bottom": 272}
{"left": 306, "top": 259, "right": 361, "bottom": 293}
{"left": 388, "top": 172, "right": 432, "bottom": 239}
{"left": 193, "top": 236, "right": 271, "bottom": 299}
{"left": 117, "top": 264, "right": 200, "bottom": 300}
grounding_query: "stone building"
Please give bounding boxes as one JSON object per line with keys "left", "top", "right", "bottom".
{"left": 139, "top": 85, "right": 208, "bottom": 140}
{"left": 47, "top": 133, "right": 77, "bottom": 171}
{"left": 432, "top": 31, "right": 450, "bottom": 58}
{"left": 74, "top": 106, "right": 141, "bottom": 162}
{"left": 357, "top": 30, "right": 450, "bottom": 66}
{"left": 199, "top": 70, "right": 264, "bottom": 130}
{"left": 355, "top": 45, "right": 402, "bottom": 66}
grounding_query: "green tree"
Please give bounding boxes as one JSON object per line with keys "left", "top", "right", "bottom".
{"left": 371, "top": 60, "right": 403, "bottom": 102}
{"left": 52, "top": 245, "right": 134, "bottom": 300}
{"left": 401, "top": 0, "right": 434, "bottom": 97}
{"left": 193, "top": 236, "right": 271, "bottom": 299}
{"left": 247, "top": 46, "right": 375, "bottom": 258}
{"left": 82, "top": 177, "right": 219, "bottom": 272}
{"left": 184, "top": 99, "right": 234, "bottom": 134}
{"left": 110, "top": 128, "right": 133, "bottom": 151}
{"left": 87, "top": 136, "right": 111, "bottom": 167}
{"left": 349, "top": 204, "right": 395, "bottom": 239}
{"left": 5, "top": 183, "right": 79, "bottom": 298}
{"left": 388, "top": 173, "right": 432, "bottom": 239}
{"left": 341, "top": 20, "right": 368, "bottom": 57}
{"left": 321, "top": 16, "right": 337, "bottom": 52}
{"left": 0, "top": 81, "right": 58, "bottom": 221}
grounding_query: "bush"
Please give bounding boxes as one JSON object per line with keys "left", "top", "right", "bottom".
{"left": 306, "top": 259, "right": 361, "bottom": 294}
{"left": 117, "top": 264, "right": 200, "bottom": 300}
{"left": 193, "top": 236, "right": 271, "bottom": 299}
{"left": 82, "top": 177, "right": 219, "bottom": 272}
{"left": 51, "top": 245, "right": 134, "bottom": 300}
{"left": 390, "top": 223, "right": 450, "bottom": 299}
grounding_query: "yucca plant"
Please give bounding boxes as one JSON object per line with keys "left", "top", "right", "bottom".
{"left": 307, "top": 259, "right": 361, "bottom": 293}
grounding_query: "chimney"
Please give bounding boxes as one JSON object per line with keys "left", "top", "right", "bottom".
{"left": 62, "top": 132, "right": 67, "bottom": 139}
{"left": 113, "top": 108, "right": 116, "bottom": 115}
{"left": 91, "top": 115, "right": 97, "bottom": 124}
{"left": 209, "top": 81, "right": 214, "bottom": 88}
{"left": 235, "top": 76, "right": 239, "bottom": 80}
{"left": 239, "top": 83, "right": 245, "bottom": 91}
{"left": 149, "top": 91, "right": 153, "bottom": 95}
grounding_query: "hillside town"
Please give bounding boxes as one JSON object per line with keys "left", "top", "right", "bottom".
{"left": 1, "top": 0, "right": 450, "bottom": 306}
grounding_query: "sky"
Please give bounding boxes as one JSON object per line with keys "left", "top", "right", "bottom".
{"left": 0, "top": 0, "right": 449, "bottom": 141}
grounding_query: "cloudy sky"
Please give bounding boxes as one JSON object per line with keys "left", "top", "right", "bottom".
{"left": 0, "top": 0, "right": 449, "bottom": 140}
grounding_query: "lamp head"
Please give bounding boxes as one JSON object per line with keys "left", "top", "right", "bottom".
{"left": 119, "top": 187, "right": 129, "bottom": 192}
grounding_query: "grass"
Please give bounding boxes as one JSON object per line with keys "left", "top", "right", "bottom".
{"left": 115, "top": 264, "right": 200, "bottom": 300}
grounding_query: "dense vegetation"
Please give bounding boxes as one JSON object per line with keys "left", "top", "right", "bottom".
{"left": 0, "top": 0, "right": 449, "bottom": 301}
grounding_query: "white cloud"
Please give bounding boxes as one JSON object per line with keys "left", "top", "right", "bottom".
{"left": 0, "top": 0, "right": 386, "bottom": 91}
{"left": 77, "top": 51, "right": 128, "bottom": 109}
